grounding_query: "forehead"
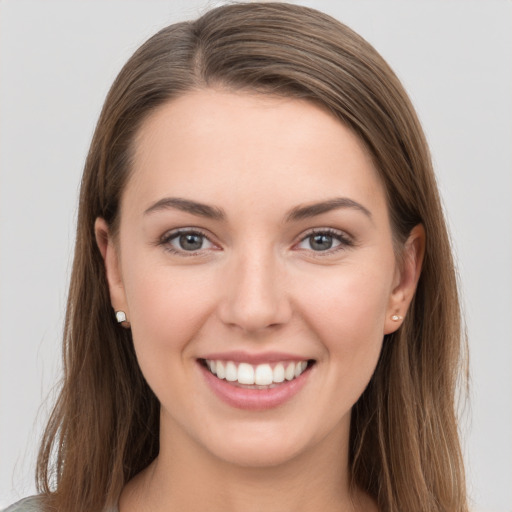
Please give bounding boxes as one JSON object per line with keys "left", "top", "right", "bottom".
{"left": 125, "top": 89, "right": 387, "bottom": 219}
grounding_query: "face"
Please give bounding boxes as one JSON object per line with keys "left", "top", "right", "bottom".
{"left": 98, "top": 89, "right": 418, "bottom": 469}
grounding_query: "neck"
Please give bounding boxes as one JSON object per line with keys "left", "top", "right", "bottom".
{"left": 120, "top": 415, "right": 376, "bottom": 512}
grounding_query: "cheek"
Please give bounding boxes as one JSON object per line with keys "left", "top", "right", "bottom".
{"left": 300, "top": 264, "right": 393, "bottom": 338}
{"left": 297, "top": 261, "right": 393, "bottom": 382}
{"left": 122, "top": 261, "right": 219, "bottom": 370}
{"left": 281, "top": 263, "right": 393, "bottom": 434}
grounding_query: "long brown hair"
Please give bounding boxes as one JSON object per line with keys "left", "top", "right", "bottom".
{"left": 36, "top": 3, "right": 468, "bottom": 511}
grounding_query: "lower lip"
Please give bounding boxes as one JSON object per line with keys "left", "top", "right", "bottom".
{"left": 199, "top": 362, "right": 312, "bottom": 411}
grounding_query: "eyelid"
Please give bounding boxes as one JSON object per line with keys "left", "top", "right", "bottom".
{"left": 293, "top": 227, "right": 354, "bottom": 254}
{"left": 156, "top": 226, "right": 354, "bottom": 257}
{"left": 158, "top": 227, "right": 220, "bottom": 256}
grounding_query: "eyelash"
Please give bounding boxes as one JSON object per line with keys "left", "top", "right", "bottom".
{"left": 158, "top": 228, "right": 217, "bottom": 257}
{"left": 295, "top": 228, "right": 354, "bottom": 255}
{"left": 158, "top": 227, "right": 354, "bottom": 257}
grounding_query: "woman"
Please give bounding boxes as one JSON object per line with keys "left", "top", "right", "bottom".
{"left": 5, "top": 2, "right": 468, "bottom": 511}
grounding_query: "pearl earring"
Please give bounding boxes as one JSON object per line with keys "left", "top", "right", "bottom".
{"left": 391, "top": 314, "right": 403, "bottom": 321}
{"left": 115, "top": 311, "right": 127, "bottom": 323}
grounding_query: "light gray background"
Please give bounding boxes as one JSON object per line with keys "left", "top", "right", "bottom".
{"left": 1, "top": 1, "right": 511, "bottom": 510}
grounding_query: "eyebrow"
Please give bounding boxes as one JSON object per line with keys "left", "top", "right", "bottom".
{"left": 286, "top": 197, "right": 372, "bottom": 222}
{"left": 144, "top": 197, "right": 226, "bottom": 220}
{"left": 143, "top": 196, "right": 372, "bottom": 223}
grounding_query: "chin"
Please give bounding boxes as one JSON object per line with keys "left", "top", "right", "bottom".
{"left": 210, "top": 437, "right": 309, "bottom": 468}
{"left": 197, "top": 416, "right": 341, "bottom": 470}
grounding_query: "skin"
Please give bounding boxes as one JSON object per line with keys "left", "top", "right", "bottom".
{"left": 96, "top": 89, "right": 424, "bottom": 512}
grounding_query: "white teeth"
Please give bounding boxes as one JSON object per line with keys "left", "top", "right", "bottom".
{"left": 216, "top": 361, "right": 226, "bottom": 379}
{"left": 205, "top": 359, "right": 310, "bottom": 385}
{"left": 225, "top": 361, "right": 237, "bottom": 382}
{"left": 254, "top": 364, "right": 273, "bottom": 385}
{"left": 285, "top": 362, "right": 295, "bottom": 381}
{"left": 273, "top": 363, "right": 285, "bottom": 383}
{"left": 238, "top": 363, "right": 255, "bottom": 385}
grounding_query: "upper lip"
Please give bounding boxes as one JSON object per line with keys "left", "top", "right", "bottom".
{"left": 199, "top": 351, "right": 312, "bottom": 365}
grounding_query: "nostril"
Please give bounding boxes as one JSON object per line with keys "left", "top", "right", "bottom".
{"left": 218, "top": 298, "right": 293, "bottom": 333}
{"left": 217, "top": 262, "right": 293, "bottom": 332}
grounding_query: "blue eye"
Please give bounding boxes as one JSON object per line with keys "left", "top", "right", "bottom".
{"left": 162, "top": 230, "right": 215, "bottom": 254}
{"left": 176, "top": 233, "right": 206, "bottom": 251}
{"left": 297, "top": 229, "right": 351, "bottom": 252}
{"left": 307, "top": 233, "right": 337, "bottom": 251}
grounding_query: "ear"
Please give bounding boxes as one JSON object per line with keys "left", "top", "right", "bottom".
{"left": 95, "top": 218, "right": 129, "bottom": 323}
{"left": 384, "top": 224, "right": 425, "bottom": 334}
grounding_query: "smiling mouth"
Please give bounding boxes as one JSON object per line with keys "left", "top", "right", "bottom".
{"left": 200, "top": 359, "right": 315, "bottom": 388}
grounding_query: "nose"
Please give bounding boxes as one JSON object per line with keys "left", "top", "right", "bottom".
{"left": 218, "top": 250, "right": 292, "bottom": 334}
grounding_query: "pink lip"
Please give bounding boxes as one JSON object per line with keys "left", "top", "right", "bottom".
{"left": 198, "top": 361, "right": 312, "bottom": 411}
{"left": 200, "top": 350, "right": 309, "bottom": 365}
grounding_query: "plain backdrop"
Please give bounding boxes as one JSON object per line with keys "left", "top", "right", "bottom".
{"left": 1, "top": 1, "right": 511, "bottom": 510}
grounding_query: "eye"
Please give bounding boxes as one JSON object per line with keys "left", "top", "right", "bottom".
{"left": 296, "top": 229, "right": 352, "bottom": 253}
{"left": 301, "top": 233, "right": 339, "bottom": 251}
{"left": 161, "top": 229, "right": 216, "bottom": 254}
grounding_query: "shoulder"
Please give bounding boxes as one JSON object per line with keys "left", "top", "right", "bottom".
{"left": 2, "top": 496, "right": 44, "bottom": 512}
{"left": 1, "top": 496, "right": 119, "bottom": 512}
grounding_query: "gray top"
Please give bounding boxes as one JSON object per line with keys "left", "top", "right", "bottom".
{"left": 2, "top": 497, "right": 42, "bottom": 512}
{"left": 2, "top": 496, "right": 118, "bottom": 512}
